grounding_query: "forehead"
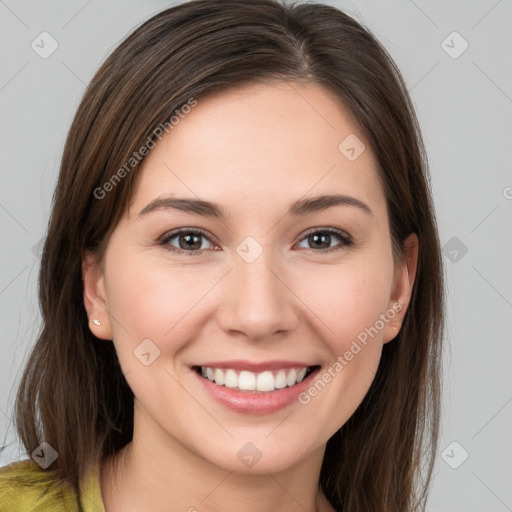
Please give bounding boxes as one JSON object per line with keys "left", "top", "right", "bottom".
{"left": 128, "top": 81, "right": 386, "bottom": 221}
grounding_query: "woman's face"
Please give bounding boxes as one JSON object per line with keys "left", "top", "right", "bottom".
{"left": 84, "top": 81, "right": 416, "bottom": 474}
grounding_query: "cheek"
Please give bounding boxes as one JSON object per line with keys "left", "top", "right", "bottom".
{"left": 288, "top": 264, "right": 391, "bottom": 438}
{"left": 294, "top": 259, "right": 394, "bottom": 352}
{"left": 103, "top": 253, "right": 216, "bottom": 359}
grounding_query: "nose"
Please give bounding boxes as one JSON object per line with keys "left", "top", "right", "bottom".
{"left": 216, "top": 249, "right": 299, "bottom": 342}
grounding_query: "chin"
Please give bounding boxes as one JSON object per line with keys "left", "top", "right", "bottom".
{"left": 197, "top": 436, "right": 317, "bottom": 475}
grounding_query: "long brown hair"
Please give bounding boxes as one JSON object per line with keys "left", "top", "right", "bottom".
{"left": 10, "top": 1, "right": 444, "bottom": 510}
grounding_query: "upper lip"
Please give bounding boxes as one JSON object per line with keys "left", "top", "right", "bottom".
{"left": 193, "top": 360, "right": 318, "bottom": 372}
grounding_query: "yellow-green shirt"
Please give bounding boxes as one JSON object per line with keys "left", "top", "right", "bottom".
{"left": 0, "top": 459, "right": 105, "bottom": 512}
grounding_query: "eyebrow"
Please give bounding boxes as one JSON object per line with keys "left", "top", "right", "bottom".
{"left": 137, "top": 193, "right": 373, "bottom": 219}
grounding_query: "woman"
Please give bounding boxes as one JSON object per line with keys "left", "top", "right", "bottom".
{"left": 0, "top": 0, "right": 444, "bottom": 511}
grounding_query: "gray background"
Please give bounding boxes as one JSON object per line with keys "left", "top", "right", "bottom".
{"left": 1, "top": 0, "right": 511, "bottom": 510}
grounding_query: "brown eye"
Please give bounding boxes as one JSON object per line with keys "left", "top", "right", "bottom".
{"left": 296, "top": 228, "right": 353, "bottom": 252}
{"left": 176, "top": 232, "right": 203, "bottom": 251}
{"left": 161, "top": 229, "right": 215, "bottom": 255}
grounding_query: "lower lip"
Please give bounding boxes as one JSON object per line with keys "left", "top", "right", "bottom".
{"left": 193, "top": 367, "right": 320, "bottom": 414}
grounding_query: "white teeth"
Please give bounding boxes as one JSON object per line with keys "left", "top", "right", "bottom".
{"left": 224, "top": 369, "right": 238, "bottom": 388}
{"left": 274, "top": 369, "right": 287, "bottom": 389}
{"left": 238, "top": 370, "right": 256, "bottom": 390}
{"left": 286, "top": 368, "right": 297, "bottom": 387}
{"left": 198, "top": 366, "right": 313, "bottom": 392}
{"left": 296, "top": 367, "right": 307, "bottom": 383}
{"left": 214, "top": 368, "right": 225, "bottom": 385}
{"left": 256, "top": 371, "right": 275, "bottom": 392}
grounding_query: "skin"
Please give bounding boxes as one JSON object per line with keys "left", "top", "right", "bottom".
{"left": 82, "top": 80, "right": 418, "bottom": 512}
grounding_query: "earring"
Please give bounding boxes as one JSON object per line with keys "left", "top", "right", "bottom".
{"left": 92, "top": 319, "right": 101, "bottom": 326}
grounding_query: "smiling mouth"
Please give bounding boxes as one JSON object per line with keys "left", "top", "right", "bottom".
{"left": 193, "top": 365, "right": 320, "bottom": 393}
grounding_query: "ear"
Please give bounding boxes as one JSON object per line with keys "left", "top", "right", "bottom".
{"left": 382, "top": 233, "right": 419, "bottom": 344}
{"left": 82, "top": 251, "right": 113, "bottom": 340}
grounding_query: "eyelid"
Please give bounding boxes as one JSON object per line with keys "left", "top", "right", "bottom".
{"left": 297, "top": 226, "right": 353, "bottom": 243}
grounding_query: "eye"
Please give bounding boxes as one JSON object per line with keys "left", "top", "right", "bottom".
{"left": 159, "top": 227, "right": 353, "bottom": 256}
{"left": 295, "top": 228, "right": 353, "bottom": 252}
{"left": 160, "top": 228, "right": 217, "bottom": 256}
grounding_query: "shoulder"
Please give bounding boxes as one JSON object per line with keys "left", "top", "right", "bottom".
{"left": 0, "top": 459, "right": 77, "bottom": 512}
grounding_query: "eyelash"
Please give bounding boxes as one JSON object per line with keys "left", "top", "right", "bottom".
{"left": 159, "top": 227, "right": 353, "bottom": 256}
